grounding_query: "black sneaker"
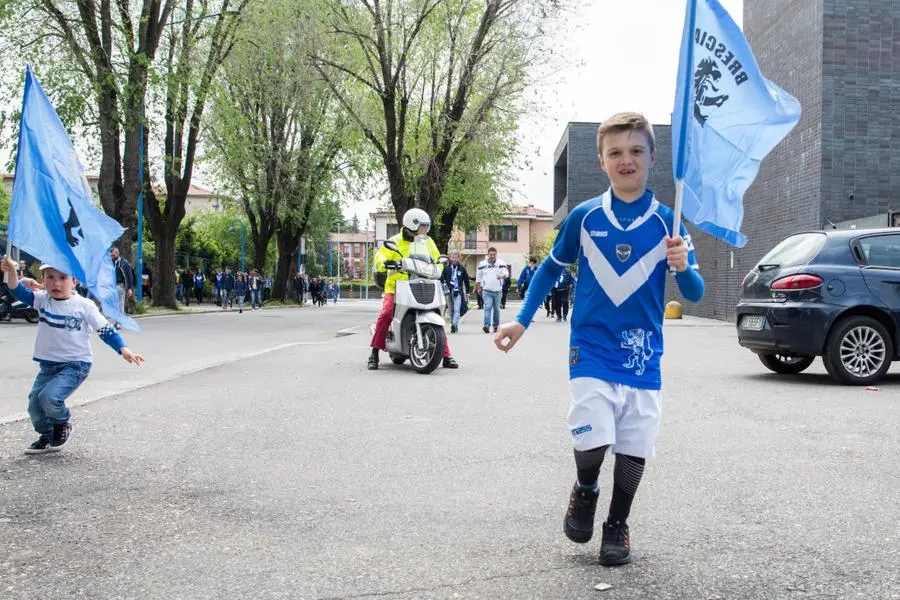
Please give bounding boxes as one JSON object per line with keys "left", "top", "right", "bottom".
{"left": 451, "top": 325, "right": 458, "bottom": 333}
{"left": 367, "top": 354, "right": 379, "bottom": 370}
{"left": 24, "top": 435, "right": 59, "bottom": 455}
{"left": 564, "top": 483, "right": 599, "bottom": 543}
{"left": 599, "top": 520, "right": 632, "bottom": 566}
{"left": 442, "top": 357, "right": 459, "bottom": 369}
{"left": 493, "top": 326, "right": 498, "bottom": 333}
{"left": 49, "top": 422, "right": 72, "bottom": 448}
{"left": 483, "top": 326, "right": 490, "bottom": 334}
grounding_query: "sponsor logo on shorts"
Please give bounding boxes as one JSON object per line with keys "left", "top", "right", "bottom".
{"left": 571, "top": 424, "right": 593, "bottom": 436}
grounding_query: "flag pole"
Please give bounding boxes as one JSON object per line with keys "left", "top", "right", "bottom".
{"left": 673, "top": 0, "right": 699, "bottom": 235}
{"left": 3, "top": 236, "right": 10, "bottom": 285}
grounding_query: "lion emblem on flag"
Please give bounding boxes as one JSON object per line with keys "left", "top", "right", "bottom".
{"left": 693, "top": 58, "right": 729, "bottom": 125}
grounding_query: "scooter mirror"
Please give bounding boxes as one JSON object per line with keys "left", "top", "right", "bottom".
{"left": 437, "top": 255, "right": 449, "bottom": 264}
{"left": 383, "top": 240, "right": 400, "bottom": 254}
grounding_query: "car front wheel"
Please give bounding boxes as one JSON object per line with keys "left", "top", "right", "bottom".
{"left": 822, "top": 316, "right": 893, "bottom": 385}
{"left": 758, "top": 353, "right": 815, "bottom": 375}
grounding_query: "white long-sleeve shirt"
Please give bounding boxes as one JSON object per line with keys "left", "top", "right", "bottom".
{"left": 475, "top": 258, "right": 509, "bottom": 293}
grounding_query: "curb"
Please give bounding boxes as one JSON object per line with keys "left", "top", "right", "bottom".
{"left": 133, "top": 304, "right": 303, "bottom": 319}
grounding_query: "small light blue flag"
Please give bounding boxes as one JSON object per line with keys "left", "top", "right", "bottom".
{"left": 7, "top": 66, "right": 140, "bottom": 330}
{"left": 672, "top": 0, "right": 801, "bottom": 248}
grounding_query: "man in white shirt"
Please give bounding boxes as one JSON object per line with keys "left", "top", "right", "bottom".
{"left": 474, "top": 247, "right": 508, "bottom": 334}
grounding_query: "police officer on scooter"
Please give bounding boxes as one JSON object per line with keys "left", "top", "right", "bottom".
{"left": 367, "top": 208, "right": 460, "bottom": 371}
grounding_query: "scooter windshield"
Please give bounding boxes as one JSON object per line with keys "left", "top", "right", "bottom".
{"left": 408, "top": 236, "right": 433, "bottom": 263}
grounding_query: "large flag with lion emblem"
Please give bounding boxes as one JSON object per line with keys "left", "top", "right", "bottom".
{"left": 7, "top": 66, "right": 138, "bottom": 330}
{"left": 672, "top": 0, "right": 801, "bottom": 248}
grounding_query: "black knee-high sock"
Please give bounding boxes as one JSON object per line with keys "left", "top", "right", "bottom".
{"left": 573, "top": 445, "right": 609, "bottom": 488}
{"left": 607, "top": 454, "right": 645, "bottom": 524}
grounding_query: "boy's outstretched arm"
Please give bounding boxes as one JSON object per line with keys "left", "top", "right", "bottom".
{"left": 97, "top": 324, "right": 144, "bottom": 366}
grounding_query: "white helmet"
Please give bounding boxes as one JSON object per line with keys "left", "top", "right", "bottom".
{"left": 402, "top": 208, "right": 431, "bottom": 234}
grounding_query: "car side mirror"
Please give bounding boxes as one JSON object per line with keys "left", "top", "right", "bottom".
{"left": 383, "top": 240, "right": 400, "bottom": 254}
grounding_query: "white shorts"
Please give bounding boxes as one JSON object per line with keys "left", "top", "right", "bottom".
{"left": 567, "top": 377, "right": 662, "bottom": 458}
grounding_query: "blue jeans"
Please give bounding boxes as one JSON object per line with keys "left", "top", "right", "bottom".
{"left": 483, "top": 290, "right": 501, "bottom": 328}
{"left": 28, "top": 360, "right": 90, "bottom": 436}
{"left": 450, "top": 292, "right": 462, "bottom": 327}
{"left": 251, "top": 289, "right": 261, "bottom": 308}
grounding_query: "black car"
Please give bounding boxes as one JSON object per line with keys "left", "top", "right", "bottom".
{"left": 736, "top": 228, "right": 900, "bottom": 385}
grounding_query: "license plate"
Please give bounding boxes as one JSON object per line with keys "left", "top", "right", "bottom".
{"left": 740, "top": 315, "right": 765, "bottom": 331}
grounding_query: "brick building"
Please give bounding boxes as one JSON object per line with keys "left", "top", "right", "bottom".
{"left": 554, "top": 1, "right": 900, "bottom": 321}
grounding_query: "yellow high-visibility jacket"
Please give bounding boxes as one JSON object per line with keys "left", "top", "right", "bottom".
{"left": 374, "top": 232, "right": 440, "bottom": 294}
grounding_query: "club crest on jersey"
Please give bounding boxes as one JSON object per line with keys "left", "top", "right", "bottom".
{"left": 615, "top": 244, "right": 632, "bottom": 262}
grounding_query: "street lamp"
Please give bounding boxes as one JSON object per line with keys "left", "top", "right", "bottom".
{"left": 229, "top": 220, "right": 245, "bottom": 272}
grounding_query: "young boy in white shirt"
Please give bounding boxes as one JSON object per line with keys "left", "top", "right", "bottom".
{"left": 1, "top": 255, "right": 144, "bottom": 454}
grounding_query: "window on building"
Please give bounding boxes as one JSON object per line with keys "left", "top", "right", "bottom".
{"left": 489, "top": 225, "right": 518, "bottom": 243}
{"left": 858, "top": 234, "right": 900, "bottom": 268}
{"left": 386, "top": 223, "right": 400, "bottom": 238}
{"left": 464, "top": 230, "right": 477, "bottom": 249}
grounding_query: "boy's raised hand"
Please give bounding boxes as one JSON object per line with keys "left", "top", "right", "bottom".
{"left": 665, "top": 236, "right": 689, "bottom": 272}
{"left": 120, "top": 348, "right": 144, "bottom": 366}
{"left": 494, "top": 321, "right": 525, "bottom": 353}
{"left": 1, "top": 255, "right": 15, "bottom": 273}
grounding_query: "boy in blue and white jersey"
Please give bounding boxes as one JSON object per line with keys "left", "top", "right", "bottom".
{"left": 1, "top": 255, "right": 144, "bottom": 455}
{"left": 495, "top": 113, "right": 704, "bottom": 566}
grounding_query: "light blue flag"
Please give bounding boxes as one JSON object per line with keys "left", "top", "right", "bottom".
{"left": 7, "top": 66, "right": 140, "bottom": 330}
{"left": 672, "top": 0, "right": 801, "bottom": 248}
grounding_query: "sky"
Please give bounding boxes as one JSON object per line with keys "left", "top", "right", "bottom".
{"left": 345, "top": 0, "right": 743, "bottom": 227}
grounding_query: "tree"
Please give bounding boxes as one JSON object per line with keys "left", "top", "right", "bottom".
{"left": 208, "top": 0, "right": 355, "bottom": 301}
{"left": 142, "top": 1, "right": 248, "bottom": 307}
{"left": 312, "top": 0, "right": 566, "bottom": 251}
{"left": 1, "top": 0, "right": 177, "bottom": 260}
{"left": 0, "top": 183, "right": 9, "bottom": 225}
{"left": 0, "top": 1, "right": 248, "bottom": 308}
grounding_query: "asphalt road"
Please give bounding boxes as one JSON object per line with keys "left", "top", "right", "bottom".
{"left": 1, "top": 303, "right": 898, "bottom": 600}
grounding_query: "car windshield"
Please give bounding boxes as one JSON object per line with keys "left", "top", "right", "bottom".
{"left": 756, "top": 233, "right": 826, "bottom": 270}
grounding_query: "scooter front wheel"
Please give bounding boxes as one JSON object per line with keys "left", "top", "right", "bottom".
{"left": 408, "top": 323, "right": 446, "bottom": 374}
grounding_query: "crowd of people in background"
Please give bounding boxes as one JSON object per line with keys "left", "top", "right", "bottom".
{"left": 170, "top": 266, "right": 342, "bottom": 313}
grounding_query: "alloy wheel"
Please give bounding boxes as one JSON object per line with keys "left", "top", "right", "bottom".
{"left": 839, "top": 325, "right": 886, "bottom": 378}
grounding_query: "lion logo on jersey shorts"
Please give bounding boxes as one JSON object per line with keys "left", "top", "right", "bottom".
{"left": 620, "top": 328, "right": 654, "bottom": 376}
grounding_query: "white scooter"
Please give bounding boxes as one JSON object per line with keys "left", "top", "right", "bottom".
{"left": 378, "top": 238, "right": 448, "bottom": 374}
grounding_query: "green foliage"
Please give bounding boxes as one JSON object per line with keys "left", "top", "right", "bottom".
{"left": 177, "top": 208, "right": 257, "bottom": 272}
{"left": 531, "top": 229, "right": 558, "bottom": 263}
{"left": 0, "top": 183, "right": 9, "bottom": 224}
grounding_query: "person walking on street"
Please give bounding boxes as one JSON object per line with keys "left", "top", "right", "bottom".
{"left": 109, "top": 247, "right": 134, "bottom": 327}
{"left": 222, "top": 267, "right": 235, "bottom": 309}
{"left": 234, "top": 272, "right": 248, "bottom": 313}
{"left": 552, "top": 267, "right": 574, "bottom": 322}
{"left": 475, "top": 247, "right": 508, "bottom": 334}
{"left": 441, "top": 251, "right": 470, "bottom": 333}
{"left": 518, "top": 257, "right": 537, "bottom": 299}
{"left": 249, "top": 269, "right": 262, "bottom": 310}
{"left": 213, "top": 268, "right": 223, "bottom": 306}
{"left": 193, "top": 271, "right": 205, "bottom": 304}
{"left": 501, "top": 266, "right": 512, "bottom": 309}
{"left": 293, "top": 272, "right": 306, "bottom": 305}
